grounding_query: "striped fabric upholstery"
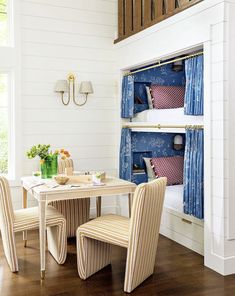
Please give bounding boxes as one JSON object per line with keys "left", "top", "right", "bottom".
{"left": 76, "top": 178, "right": 167, "bottom": 293}
{"left": 58, "top": 158, "right": 74, "bottom": 174}
{"left": 77, "top": 215, "right": 129, "bottom": 279}
{"left": 125, "top": 177, "right": 166, "bottom": 292}
{"left": 0, "top": 177, "right": 67, "bottom": 272}
{"left": 49, "top": 159, "right": 91, "bottom": 237}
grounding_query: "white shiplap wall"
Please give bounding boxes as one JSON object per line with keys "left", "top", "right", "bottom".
{"left": 12, "top": 0, "right": 118, "bottom": 213}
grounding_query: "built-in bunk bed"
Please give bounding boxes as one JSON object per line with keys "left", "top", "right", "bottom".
{"left": 119, "top": 51, "right": 204, "bottom": 255}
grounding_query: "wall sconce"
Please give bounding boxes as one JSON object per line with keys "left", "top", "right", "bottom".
{"left": 54, "top": 74, "right": 93, "bottom": 106}
{"left": 172, "top": 60, "right": 183, "bottom": 72}
{"left": 173, "top": 135, "right": 183, "bottom": 150}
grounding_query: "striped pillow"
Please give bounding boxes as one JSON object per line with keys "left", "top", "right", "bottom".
{"left": 150, "top": 156, "right": 184, "bottom": 185}
{"left": 151, "top": 85, "right": 185, "bottom": 109}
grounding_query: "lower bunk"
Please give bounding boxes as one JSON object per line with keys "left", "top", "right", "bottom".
{"left": 120, "top": 128, "right": 204, "bottom": 256}
{"left": 161, "top": 185, "right": 204, "bottom": 255}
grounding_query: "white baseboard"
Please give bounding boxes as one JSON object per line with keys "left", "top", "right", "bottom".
{"left": 205, "top": 251, "right": 235, "bottom": 275}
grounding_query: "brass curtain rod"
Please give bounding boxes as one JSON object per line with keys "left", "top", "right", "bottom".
{"left": 122, "top": 124, "right": 204, "bottom": 129}
{"left": 123, "top": 51, "right": 203, "bottom": 77}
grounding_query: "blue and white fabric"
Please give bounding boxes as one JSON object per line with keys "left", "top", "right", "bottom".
{"left": 121, "top": 76, "right": 134, "bottom": 118}
{"left": 183, "top": 129, "right": 204, "bottom": 219}
{"left": 119, "top": 128, "right": 132, "bottom": 181}
{"left": 184, "top": 55, "right": 204, "bottom": 115}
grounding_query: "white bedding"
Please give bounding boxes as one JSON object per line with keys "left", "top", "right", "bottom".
{"left": 132, "top": 108, "right": 203, "bottom": 125}
{"left": 164, "top": 184, "right": 184, "bottom": 213}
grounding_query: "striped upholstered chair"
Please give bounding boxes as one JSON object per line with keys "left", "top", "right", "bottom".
{"left": 0, "top": 176, "right": 67, "bottom": 272}
{"left": 76, "top": 177, "right": 167, "bottom": 293}
{"left": 49, "top": 159, "right": 91, "bottom": 237}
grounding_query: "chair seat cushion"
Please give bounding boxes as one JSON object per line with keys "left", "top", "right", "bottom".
{"left": 77, "top": 214, "right": 130, "bottom": 248}
{"left": 13, "top": 205, "right": 65, "bottom": 232}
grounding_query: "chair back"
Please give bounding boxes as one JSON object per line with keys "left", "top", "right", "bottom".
{"left": 125, "top": 178, "right": 167, "bottom": 287}
{"left": 0, "top": 177, "right": 15, "bottom": 229}
{"left": 58, "top": 159, "right": 74, "bottom": 174}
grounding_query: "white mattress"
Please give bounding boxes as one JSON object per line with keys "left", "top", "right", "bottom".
{"left": 164, "top": 184, "right": 184, "bottom": 213}
{"left": 132, "top": 108, "right": 203, "bottom": 125}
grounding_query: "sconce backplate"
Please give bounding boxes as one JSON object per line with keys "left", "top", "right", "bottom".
{"left": 68, "top": 73, "right": 75, "bottom": 81}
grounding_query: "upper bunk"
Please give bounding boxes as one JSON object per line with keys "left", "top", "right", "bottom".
{"left": 121, "top": 50, "right": 204, "bottom": 133}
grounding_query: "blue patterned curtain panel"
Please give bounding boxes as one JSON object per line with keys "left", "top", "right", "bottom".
{"left": 121, "top": 75, "right": 134, "bottom": 118}
{"left": 184, "top": 55, "right": 204, "bottom": 115}
{"left": 183, "top": 129, "right": 204, "bottom": 219}
{"left": 119, "top": 128, "right": 132, "bottom": 181}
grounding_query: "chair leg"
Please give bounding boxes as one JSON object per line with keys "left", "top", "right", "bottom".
{"left": 76, "top": 230, "right": 111, "bottom": 280}
{"left": 23, "top": 230, "right": 27, "bottom": 247}
{"left": 47, "top": 219, "right": 67, "bottom": 265}
{"left": 0, "top": 227, "right": 18, "bottom": 272}
{"left": 96, "top": 196, "right": 101, "bottom": 217}
{"left": 124, "top": 246, "right": 156, "bottom": 293}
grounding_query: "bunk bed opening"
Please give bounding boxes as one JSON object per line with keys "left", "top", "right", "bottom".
{"left": 119, "top": 48, "right": 205, "bottom": 255}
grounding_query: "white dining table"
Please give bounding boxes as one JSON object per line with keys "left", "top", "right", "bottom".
{"left": 21, "top": 176, "right": 136, "bottom": 279}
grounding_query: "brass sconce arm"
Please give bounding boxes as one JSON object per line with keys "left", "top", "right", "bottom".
{"left": 61, "top": 91, "right": 70, "bottom": 106}
{"left": 55, "top": 74, "right": 93, "bottom": 106}
{"left": 54, "top": 79, "right": 70, "bottom": 105}
{"left": 73, "top": 94, "right": 88, "bottom": 106}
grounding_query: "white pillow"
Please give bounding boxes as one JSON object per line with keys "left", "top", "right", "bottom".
{"left": 143, "top": 157, "right": 155, "bottom": 180}
{"left": 146, "top": 86, "right": 153, "bottom": 109}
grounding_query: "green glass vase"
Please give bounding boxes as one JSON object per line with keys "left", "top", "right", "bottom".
{"left": 40, "top": 155, "right": 58, "bottom": 179}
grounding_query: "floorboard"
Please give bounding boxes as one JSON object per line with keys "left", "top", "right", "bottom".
{"left": 0, "top": 232, "right": 235, "bottom": 296}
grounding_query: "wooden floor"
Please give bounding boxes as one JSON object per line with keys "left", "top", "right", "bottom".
{"left": 0, "top": 232, "right": 235, "bottom": 296}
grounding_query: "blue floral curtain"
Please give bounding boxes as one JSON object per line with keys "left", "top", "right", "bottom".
{"left": 121, "top": 75, "right": 134, "bottom": 118}
{"left": 119, "top": 128, "right": 132, "bottom": 181}
{"left": 183, "top": 129, "right": 204, "bottom": 219}
{"left": 184, "top": 55, "right": 204, "bottom": 115}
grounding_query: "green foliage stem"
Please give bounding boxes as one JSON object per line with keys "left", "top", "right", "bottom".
{"left": 26, "top": 144, "right": 52, "bottom": 160}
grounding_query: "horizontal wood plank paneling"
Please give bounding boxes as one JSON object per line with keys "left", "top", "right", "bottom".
{"left": 21, "top": 16, "right": 115, "bottom": 39}
{"left": 22, "top": 43, "right": 115, "bottom": 62}
{"left": 22, "top": 96, "right": 117, "bottom": 109}
{"left": 21, "top": 0, "right": 118, "bottom": 182}
{"left": 21, "top": 82, "right": 116, "bottom": 97}
{"left": 21, "top": 1, "right": 116, "bottom": 26}
{"left": 22, "top": 0, "right": 116, "bottom": 14}
{"left": 23, "top": 134, "right": 117, "bottom": 147}
{"left": 22, "top": 160, "right": 117, "bottom": 174}
{"left": 22, "top": 69, "right": 117, "bottom": 84}
{"left": 23, "top": 145, "right": 117, "bottom": 158}
{"left": 23, "top": 109, "right": 117, "bottom": 122}
{"left": 22, "top": 56, "right": 115, "bottom": 73}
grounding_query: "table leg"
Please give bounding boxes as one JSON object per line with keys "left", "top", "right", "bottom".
{"left": 39, "top": 200, "right": 46, "bottom": 279}
{"left": 23, "top": 187, "right": 28, "bottom": 247}
{"left": 96, "top": 196, "right": 101, "bottom": 217}
{"left": 128, "top": 193, "right": 132, "bottom": 218}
